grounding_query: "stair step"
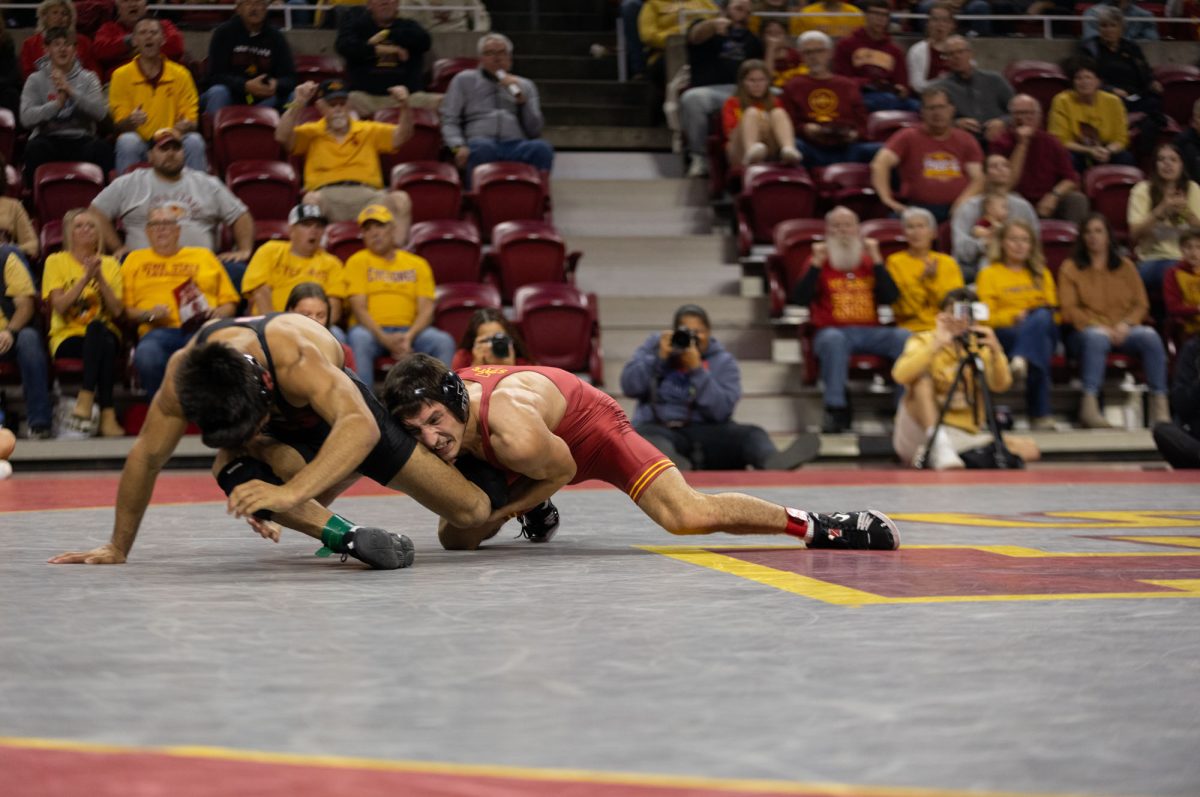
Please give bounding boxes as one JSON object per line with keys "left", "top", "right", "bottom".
{"left": 509, "top": 31, "right": 617, "bottom": 56}
{"left": 604, "top": 325, "right": 776, "bottom": 362}
{"left": 544, "top": 125, "right": 673, "bottom": 151}
{"left": 517, "top": 55, "right": 620, "bottom": 81}
{"left": 544, "top": 104, "right": 655, "bottom": 127}
{"left": 605, "top": 358, "right": 807, "bottom": 394}
{"left": 537, "top": 79, "right": 652, "bottom": 105}
{"left": 490, "top": 12, "right": 611, "bottom": 31}
{"left": 598, "top": 295, "right": 767, "bottom": 325}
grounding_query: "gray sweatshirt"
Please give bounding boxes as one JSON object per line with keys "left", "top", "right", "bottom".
{"left": 440, "top": 67, "right": 545, "bottom": 149}
{"left": 20, "top": 56, "right": 107, "bottom": 139}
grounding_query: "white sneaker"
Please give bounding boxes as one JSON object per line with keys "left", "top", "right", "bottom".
{"left": 916, "top": 429, "right": 965, "bottom": 471}
{"left": 1009, "top": 356, "right": 1028, "bottom": 383}
{"left": 686, "top": 154, "right": 709, "bottom": 178}
{"left": 780, "top": 145, "right": 802, "bottom": 164}
{"left": 743, "top": 142, "right": 768, "bottom": 165}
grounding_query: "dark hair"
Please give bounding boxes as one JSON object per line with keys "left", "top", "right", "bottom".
{"left": 1149, "top": 143, "right": 1190, "bottom": 209}
{"left": 457, "top": 307, "right": 531, "bottom": 361}
{"left": 920, "top": 86, "right": 950, "bottom": 106}
{"left": 43, "top": 25, "right": 72, "bottom": 45}
{"left": 382, "top": 352, "right": 466, "bottom": 423}
{"left": 175, "top": 342, "right": 270, "bottom": 449}
{"left": 1065, "top": 56, "right": 1099, "bottom": 83}
{"left": 284, "top": 281, "right": 332, "bottom": 326}
{"left": 672, "top": 303, "right": 711, "bottom": 330}
{"left": 1180, "top": 228, "right": 1200, "bottom": 249}
{"left": 1071, "top": 212, "right": 1122, "bottom": 271}
{"left": 862, "top": 0, "right": 891, "bottom": 11}
{"left": 940, "top": 286, "right": 977, "bottom": 311}
{"left": 735, "top": 58, "right": 776, "bottom": 110}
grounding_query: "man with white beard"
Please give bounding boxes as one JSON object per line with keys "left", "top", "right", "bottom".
{"left": 789, "top": 206, "right": 910, "bottom": 433}
{"left": 276, "top": 79, "right": 414, "bottom": 245}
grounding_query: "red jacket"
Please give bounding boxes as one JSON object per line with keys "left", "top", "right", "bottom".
{"left": 833, "top": 28, "right": 908, "bottom": 93}
{"left": 92, "top": 18, "right": 185, "bottom": 82}
{"left": 20, "top": 33, "right": 99, "bottom": 78}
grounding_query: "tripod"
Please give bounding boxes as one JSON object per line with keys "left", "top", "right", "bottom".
{"left": 917, "top": 334, "right": 1021, "bottom": 470}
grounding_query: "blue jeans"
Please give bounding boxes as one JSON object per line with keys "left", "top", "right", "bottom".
{"left": 134, "top": 327, "right": 194, "bottom": 396}
{"left": 347, "top": 324, "right": 455, "bottom": 385}
{"left": 620, "top": 0, "right": 646, "bottom": 77}
{"left": 220, "top": 259, "right": 248, "bottom": 293}
{"left": 116, "top": 131, "right": 207, "bottom": 175}
{"left": 813, "top": 325, "right": 911, "bottom": 407}
{"left": 1138, "top": 257, "right": 1175, "bottom": 314}
{"left": 1068, "top": 325, "right": 1168, "bottom": 395}
{"left": 796, "top": 139, "right": 882, "bottom": 167}
{"left": 466, "top": 138, "right": 555, "bottom": 183}
{"left": 862, "top": 90, "right": 920, "bottom": 113}
{"left": 994, "top": 307, "right": 1058, "bottom": 419}
{"left": 201, "top": 84, "right": 282, "bottom": 116}
{"left": 3, "top": 326, "right": 52, "bottom": 430}
{"left": 681, "top": 84, "right": 736, "bottom": 157}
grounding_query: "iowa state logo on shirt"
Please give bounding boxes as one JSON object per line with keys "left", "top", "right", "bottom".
{"left": 922, "top": 152, "right": 963, "bottom": 181}
{"left": 807, "top": 88, "right": 840, "bottom": 122}
{"left": 470, "top": 366, "right": 509, "bottom": 377}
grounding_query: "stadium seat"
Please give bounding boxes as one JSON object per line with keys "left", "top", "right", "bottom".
{"left": 815, "top": 162, "right": 887, "bottom": 219}
{"left": 225, "top": 160, "right": 298, "bottom": 221}
{"left": 489, "top": 219, "right": 580, "bottom": 304}
{"left": 324, "top": 220, "right": 364, "bottom": 262}
{"left": 253, "top": 219, "right": 290, "bottom": 248}
{"left": 407, "top": 219, "right": 484, "bottom": 284}
{"left": 0, "top": 108, "right": 14, "bottom": 164}
{"left": 766, "top": 218, "right": 825, "bottom": 317}
{"left": 1039, "top": 219, "right": 1079, "bottom": 276}
{"left": 735, "top": 163, "right": 817, "bottom": 255}
{"left": 469, "top": 162, "right": 549, "bottom": 241}
{"left": 39, "top": 219, "right": 64, "bottom": 258}
{"left": 212, "top": 106, "right": 284, "bottom": 173}
{"left": 1006, "top": 63, "right": 1070, "bottom": 118}
{"left": 375, "top": 106, "right": 442, "bottom": 167}
{"left": 33, "top": 162, "right": 105, "bottom": 223}
{"left": 429, "top": 57, "right": 479, "bottom": 93}
{"left": 1003, "top": 60, "right": 1065, "bottom": 84}
{"left": 1084, "top": 165, "right": 1144, "bottom": 244}
{"left": 391, "top": 161, "right": 462, "bottom": 223}
{"left": 294, "top": 54, "right": 345, "bottom": 85}
{"left": 866, "top": 110, "right": 919, "bottom": 142}
{"left": 513, "top": 282, "right": 604, "bottom": 386}
{"left": 1157, "top": 68, "right": 1200, "bottom": 127}
{"left": 434, "top": 281, "right": 502, "bottom": 344}
{"left": 5, "top": 165, "right": 19, "bottom": 198}
{"left": 859, "top": 218, "right": 908, "bottom": 260}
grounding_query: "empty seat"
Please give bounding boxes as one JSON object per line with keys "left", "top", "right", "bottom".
{"left": 294, "top": 54, "right": 345, "bottom": 85}
{"left": 489, "top": 219, "right": 580, "bottom": 304}
{"left": 376, "top": 107, "right": 442, "bottom": 167}
{"left": 33, "top": 162, "right": 105, "bottom": 223}
{"left": 434, "top": 281, "right": 502, "bottom": 344}
{"left": 766, "top": 218, "right": 825, "bottom": 317}
{"left": 1158, "top": 70, "right": 1200, "bottom": 127}
{"left": 866, "top": 110, "right": 919, "bottom": 142}
{"left": 469, "top": 161, "right": 549, "bottom": 240}
{"left": 513, "top": 282, "right": 604, "bottom": 386}
{"left": 1084, "top": 165, "right": 1144, "bottom": 243}
{"left": 391, "top": 161, "right": 462, "bottom": 223}
{"left": 815, "top": 162, "right": 887, "bottom": 219}
{"left": 407, "top": 219, "right": 483, "bottom": 284}
{"left": 225, "top": 160, "right": 298, "bottom": 221}
{"left": 39, "top": 219, "right": 64, "bottom": 258}
{"left": 324, "top": 220, "right": 364, "bottom": 263}
{"left": 735, "top": 163, "right": 817, "bottom": 255}
{"left": 212, "top": 106, "right": 284, "bottom": 173}
{"left": 858, "top": 218, "right": 908, "bottom": 260}
{"left": 253, "top": 219, "right": 290, "bottom": 248}
{"left": 1039, "top": 219, "right": 1079, "bottom": 276}
{"left": 430, "top": 57, "right": 479, "bottom": 93}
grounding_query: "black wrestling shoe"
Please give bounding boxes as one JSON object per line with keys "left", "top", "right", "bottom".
{"left": 517, "top": 500, "right": 560, "bottom": 543}
{"left": 335, "top": 527, "right": 416, "bottom": 569}
{"left": 807, "top": 510, "right": 900, "bottom": 551}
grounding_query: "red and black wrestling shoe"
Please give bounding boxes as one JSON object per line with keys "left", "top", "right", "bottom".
{"left": 807, "top": 510, "right": 900, "bottom": 551}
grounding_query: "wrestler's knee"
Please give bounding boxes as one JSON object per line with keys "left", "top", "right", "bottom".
{"left": 639, "top": 479, "right": 710, "bottom": 535}
{"left": 441, "top": 497, "right": 491, "bottom": 530}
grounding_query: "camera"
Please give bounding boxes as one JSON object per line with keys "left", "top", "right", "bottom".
{"left": 488, "top": 333, "right": 511, "bottom": 358}
{"left": 951, "top": 301, "right": 990, "bottom": 323}
{"left": 671, "top": 327, "right": 698, "bottom": 350}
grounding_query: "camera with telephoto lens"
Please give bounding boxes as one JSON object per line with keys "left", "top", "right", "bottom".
{"left": 489, "top": 333, "right": 512, "bottom": 358}
{"left": 951, "top": 301, "right": 990, "bottom": 323}
{"left": 671, "top": 327, "right": 698, "bottom": 350}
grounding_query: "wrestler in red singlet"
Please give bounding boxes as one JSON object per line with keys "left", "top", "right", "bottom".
{"left": 458, "top": 365, "right": 675, "bottom": 502}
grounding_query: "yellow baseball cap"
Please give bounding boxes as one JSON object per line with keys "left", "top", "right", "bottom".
{"left": 357, "top": 204, "right": 394, "bottom": 226}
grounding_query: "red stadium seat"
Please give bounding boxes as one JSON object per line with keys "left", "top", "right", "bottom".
{"left": 1003, "top": 60, "right": 1065, "bottom": 84}
{"left": 469, "top": 162, "right": 549, "bottom": 240}
{"left": 295, "top": 54, "right": 345, "bottom": 85}
{"left": 375, "top": 107, "right": 443, "bottom": 167}
{"left": 489, "top": 220, "right": 580, "bottom": 304}
{"left": 212, "top": 106, "right": 284, "bottom": 173}
{"left": 253, "top": 219, "right": 290, "bottom": 248}
{"left": 513, "top": 282, "right": 604, "bottom": 386}
{"left": 735, "top": 163, "right": 817, "bottom": 255}
{"left": 815, "top": 162, "right": 887, "bottom": 219}
{"left": 1157, "top": 70, "right": 1200, "bottom": 127}
{"left": 866, "top": 110, "right": 919, "bottom": 142}
{"left": 1039, "top": 219, "right": 1079, "bottom": 276}
{"left": 434, "top": 281, "right": 502, "bottom": 344}
{"left": 33, "top": 162, "right": 105, "bottom": 223}
{"left": 225, "top": 160, "right": 299, "bottom": 221}
{"left": 1007, "top": 63, "right": 1070, "bottom": 119}
{"left": 324, "top": 220, "right": 364, "bottom": 263}
{"left": 1084, "top": 165, "right": 1144, "bottom": 244}
{"left": 430, "top": 57, "right": 479, "bottom": 93}
{"left": 39, "top": 219, "right": 64, "bottom": 258}
{"left": 391, "top": 161, "right": 462, "bottom": 223}
{"left": 407, "top": 219, "right": 483, "bottom": 284}
{"left": 766, "top": 219, "right": 825, "bottom": 317}
{"left": 859, "top": 218, "right": 908, "bottom": 260}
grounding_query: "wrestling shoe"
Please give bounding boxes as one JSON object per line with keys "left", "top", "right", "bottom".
{"left": 333, "top": 527, "right": 415, "bottom": 569}
{"left": 517, "top": 500, "right": 560, "bottom": 543}
{"left": 807, "top": 510, "right": 900, "bottom": 551}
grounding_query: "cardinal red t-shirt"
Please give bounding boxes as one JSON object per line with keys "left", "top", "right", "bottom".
{"left": 884, "top": 126, "right": 982, "bottom": 206}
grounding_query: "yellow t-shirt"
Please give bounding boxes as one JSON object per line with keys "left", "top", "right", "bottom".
{"left": 976, "top": 262, "right": 1059, "bottom": 329}
{"left": 293, "top": 118, "right": 395, "bottom": 191}
{"left": 122, "top": 246, "right": 240, "bottom": 337}
{"left": 0, "top": 253, "right": 35, "bottom": 333}
{"left": 1047, "top": 89, "right": 1129, "bottom": 151}
{"left": 885, "top": 250, "right": 964, "bottom": 332}
{"left": 108, "top": 57, "right": 199, "bottom": 141}
{"left": 241, "top": 241, "right": 347, "bottom": 310}
{"left": 343, "top": 248, "right": 436, "bottom": 328}
{"left": 40, "top": 252, "right": 124, "bottom": 356}
{"left": 796, "top": 2, "right": 863, "bottom": 38}
{"left": 892, "top": 330, "right": 1012, "bottom": 434}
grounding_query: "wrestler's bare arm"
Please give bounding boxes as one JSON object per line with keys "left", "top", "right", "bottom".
{"left": 484, "top": 386, "right": 576, "bottom": 522}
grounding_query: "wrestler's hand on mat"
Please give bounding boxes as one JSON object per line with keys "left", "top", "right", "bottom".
{"left": 245, "top": 516, "right": 283, "bottom": 543}
{"left": 227, "top": 480, "right": 300, "bottom": 519}
{"left": 48, "top": 543, "right": 126, "bottom": 564}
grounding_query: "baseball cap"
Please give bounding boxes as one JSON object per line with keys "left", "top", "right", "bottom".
{"left": 357, "top": 204, "right": 394, "bottom": 226}
{"left": 151, "top": 127, "right": 183, "bottom": 147}
{"left": 317, "top": 79, "right": 349, "bottom": 101}
{"left": 288, "top": 204, "right": 327, "bottom": 226}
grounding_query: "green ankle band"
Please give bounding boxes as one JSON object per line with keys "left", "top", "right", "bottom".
{"left": 320, "top": 514, "right": 356, "bottom": 549}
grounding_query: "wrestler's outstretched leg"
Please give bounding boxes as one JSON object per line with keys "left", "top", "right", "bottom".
{"left": 634, "top": 469, "right": 899, "bottom": 550}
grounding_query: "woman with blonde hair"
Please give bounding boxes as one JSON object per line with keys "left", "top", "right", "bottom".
{"left": 19, "top": 0, "right": 98, "bottom": 78}
{"left": 40, "top": 208, "right": 125, "bottom": 436}
{"left": 976, "top": 219, "right": 1059, "bottom": 429}
{"left": 721, "top": 58, "right": 800, "bottom": 166}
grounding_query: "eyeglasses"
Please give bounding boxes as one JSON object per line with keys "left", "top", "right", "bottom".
{"left": 146, "top": 220, "right": 178, "bottom": 228}
{"left": 480, "top": 49, "right": 508, "bottom": 56}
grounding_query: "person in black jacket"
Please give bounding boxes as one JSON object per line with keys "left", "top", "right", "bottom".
{"left": 1153, "top": 336, "right": 1200, "bottom": 469}
{"left": 336, "top": 0, "right": 437, "bottom": 116}
{"left": 202, "top": 0, "right": 296, "bottom": 116}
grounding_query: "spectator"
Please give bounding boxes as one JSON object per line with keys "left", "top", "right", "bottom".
{"left": 872, "top": 86, "right": 984, "bottom": 222}
{"left": 41, "top": 208, "right": 125, "bottom": 437}
{"left": 1153, "top": 335, "right": 1200, "bottom": 468}
{"left": 109, "top": 17, "right": 205, "bottom": 174}
{"left": 441, "top": 34, "right": 555, "bottom": 185}
{"left": 722, "top": 59, "right": 800, "bottom": 166}
{"left": 92, "top": 0, "right": 184, "bottom": 83}
{"left": 242, "top": 204, "right": 346, "bottom": 335}
{"left": 620, "top": 0, "right": 648, "bottom": 80}
{"left": 951, "top": 153, "right": 1039, "bottom": 282}
{"left": 906, "top": 2, "right": 954, "bottom": 95}
{"left": 637, "top": 1, "right": 720, "bottom": 83}
{"left": 0, "top": 18, "right": 23, "bottom": 113}
{"left": 277, "top": 79, "right": 414, "bottom": 244}
{"left": 284, "top": 281, "right": 356, "bottom": 373}
{"left": 991, "top": 94, "right": 1089, "bottom": 230}
{"left": 91, "top": 128, "right": 253, "bottom": 285}
{"left": 336, "top": 0, "right": 437, "bottom": 117}
{"left": 20, "top": 0, "right": 99, "bottom": 79}
{"left": 1128, "top": 143, "right": 1200, "bottom": 319}
{"left": 795, "top": 0, "right": 863, "bottom": 39}
{"left": 202, "top": 0, "right": 296, "bottom": 116}
{"left": 1058, "top": 212, "right": 1169, "bottom": 428}
{"left": 450, "top": 307, "right": 532, "bottom": 369}
{"left": 931, "top": 36, "right": 1013, "bottom": 144}
{"left": 914, "top": 0, "right": 993, "bottom": 38}
{"left": 19, "top": 27, "right": 111, "bottom": 188}
{"left": 123, "top": 204, "right": 239, "bottom": 396}
{"left": 886, "top": 206, "right": 964, "bottom": 333}
{"left": 788, "top": 206, "right": 909, "bottom": 433}
{"left": 1048, "top": 60, "right": 1134, "bottom": 174}
{"left": 1178, "top": 99, "right": 1200, "bottom": 183}
{"left": 620, "top": 303, "right": 820, "bottom": 469}
{"left": 0, "top": 154, "right": 38, "bottom": 266}
{"left": 344, "top": 203, "right": 455, "bottom": 383}
{"left": 781, "top": 31, "right": 877, "bottom": 167}
{"left": 1077, "top": 8, "right": 1163, "bottom": 161}
{"left": 1164, "top": 229, "right": 1200, "bottom": 341}
{"left": 0, "top": 247, "right": 52, "bottom": 438}
{"left": 403, "top": 0, "right": 490, "bottom": 32}
{"left": 976, "top": 219, "right": 1059, "bottom": 430}
{"left": 1083, "top": 0, "right": 1158, "bottom": 42}
{"left": 892, "top": 287, "right": 1038, "bottom": 469}
{"left": 759, "top": 18, "right": 803, "bottom": 87}
{"left": 750, "top": 0, "right": 803, "bottom": 36}
{"left": 833, "top": 0, "right": 916, "bottom": 113}
{"left": 680, "top": 0, "right": 762, "bottom": 178}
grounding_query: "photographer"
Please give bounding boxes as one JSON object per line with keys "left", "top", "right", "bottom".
{"left": 892, "top": 288, "right": 1040, "bottom": 469}
{"left": 620, "top": 304, "right": 818, "bottom": 471}
{"left": 450, "top": 308, "right": 533, "bottom": 370}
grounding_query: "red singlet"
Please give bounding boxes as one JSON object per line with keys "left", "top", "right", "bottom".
{"left": 458, "top": 365, "right": 674, "bottom": 502}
